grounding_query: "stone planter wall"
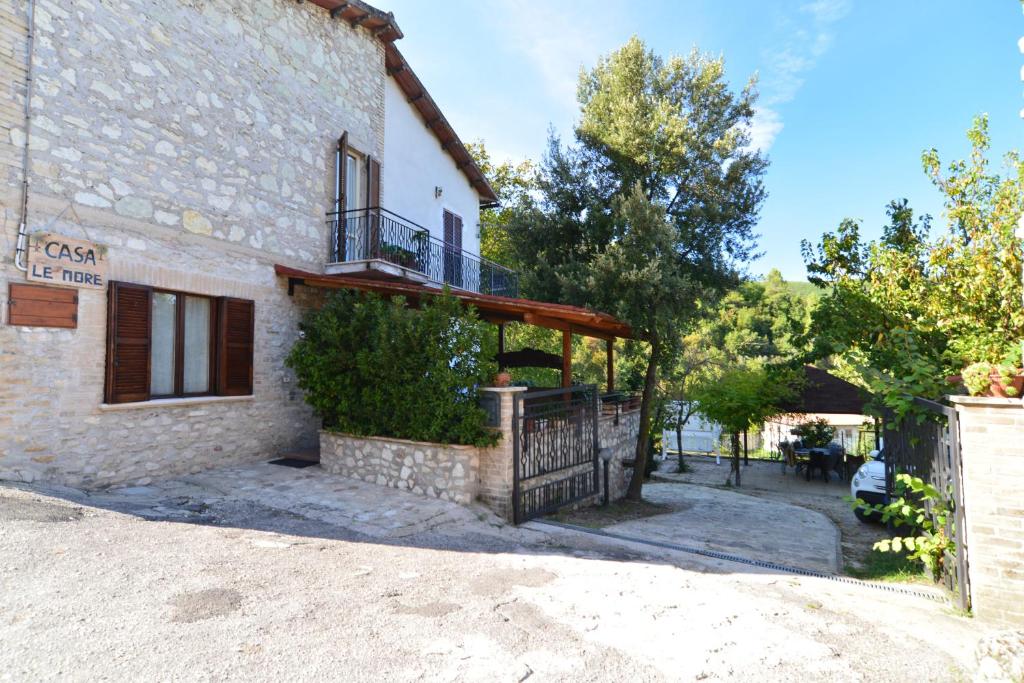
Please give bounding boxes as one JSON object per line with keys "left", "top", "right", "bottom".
{"left": 320, "top": 431, "right": 480, "bottom": 505}
{"left": 319, "top": 388, "right": 642, "bottom": 521}
{"left": 951, "top": 396, "right": 1024, "bottom": 627}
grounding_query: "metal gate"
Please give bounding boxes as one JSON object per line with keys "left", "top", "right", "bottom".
{"left": 512, "top": 385, "right": 599, "bottom": 524}
{"left": 883, "top": 397, "right": 969, "bottom": 610}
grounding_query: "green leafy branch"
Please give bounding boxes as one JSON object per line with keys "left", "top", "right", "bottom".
{"left": 852, "top": 472, "right": 955, "bottom": 581}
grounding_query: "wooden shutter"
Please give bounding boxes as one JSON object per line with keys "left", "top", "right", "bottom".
{"left": 105, "top": 281, "right": 152, "bottom": 404}
{"left": 453, "top": 214, "right": 463, "bottom": 249}
{"left": 216, "top": 297, "right": 254, "bottom": 396}
{"left": 336, "top": 132, "right": 348, "bottom": 214}
{"left": 443, "top": 210, "right": 454, "bottom": 245}
{"left": 367, "top": 155, "right": 380, "bottom": 209}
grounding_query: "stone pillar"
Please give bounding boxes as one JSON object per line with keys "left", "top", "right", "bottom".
{"left": 477, "top": 387, "right": 526, "bottom": 521}
{"left": 951, "top": 396, "right": 1024, "bottom": 626}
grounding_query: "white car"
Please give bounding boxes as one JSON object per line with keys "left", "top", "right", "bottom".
{"left": 850, "top": 449, "right": 887, "bottom": 523}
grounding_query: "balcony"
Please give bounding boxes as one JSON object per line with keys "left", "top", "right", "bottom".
{"left": 326, "top": 208, "right": 519, "bottom": 298}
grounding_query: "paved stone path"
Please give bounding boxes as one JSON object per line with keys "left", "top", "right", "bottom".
{"left": 92, "top": 461, "right": 520, "bottom": 541}
{"left": 653, "top": 455, "right": 884, "bottom": 572}
{"left": 91, "top": 459, "right": 842, "bottom": 574}
{"left": 599, "top": 482, "right": 843, "bottom": 573}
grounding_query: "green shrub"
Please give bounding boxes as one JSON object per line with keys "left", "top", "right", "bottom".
{"left": 286, "top": 290, "right": 499, "bottom": 447}
{"left": 792, "top": 417, "right": 835, "bottom": 448}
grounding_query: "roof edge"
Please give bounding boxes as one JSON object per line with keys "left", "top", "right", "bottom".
{"left": 307, "top": 1, "right": 404, "bottom": 42}
{"left": 384, "top": 44, "right": 498, "bottom": 205}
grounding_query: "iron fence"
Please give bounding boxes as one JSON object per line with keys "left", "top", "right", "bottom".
{"left": 326, "top": 207, "right": 519, "bottom": 297}
{"left": 512, "top": 385, "right": 599, "bottom": 524}
{"left": 882, "top": 397, "right": 969, "bottom": 611}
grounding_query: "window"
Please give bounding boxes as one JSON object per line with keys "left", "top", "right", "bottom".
{"left": 105, "top": 282, "right": 254, "bottom": 404}
{"left": 335, "top": 130, "right": 379, "bottom": 262}
{"left": 345, "top": 152, "right": 362, "bottom": 212}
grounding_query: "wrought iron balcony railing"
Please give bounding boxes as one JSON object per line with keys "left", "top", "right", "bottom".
{"left": 326, "top": 207, "right": 519, "bottom": 298}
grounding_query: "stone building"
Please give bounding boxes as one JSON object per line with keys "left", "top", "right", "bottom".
{"left": 1, "top": 0, "right": 640, "bottom": 523}
{"left": 0, "top": 0, "right": 501, "bottom": 487}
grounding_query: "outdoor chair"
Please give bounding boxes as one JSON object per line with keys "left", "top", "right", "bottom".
{"left": 779, "top": 441, "right": 797, "bottom": 474}
{"left": 825, "top": 443, "right": 847, "bottom": 481}
{"left": 804, "top": 449, "right": 831, "bottom": 482}
{"left": 844, "top": 453, "right": 866, "bottom": 480}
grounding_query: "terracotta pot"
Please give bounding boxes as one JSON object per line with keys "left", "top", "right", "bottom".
{"left": 986, "top": 371, "right": 1024, "bottom": 398}
{"left": 493, "top": 371, "right": 512, "bottom": 387}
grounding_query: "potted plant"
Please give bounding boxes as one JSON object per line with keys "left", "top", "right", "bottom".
{"left": 961, "top": 361, "right": 1024, "bottom": 398}
{"left": 380, "top": 243, "right": 419, "bottom": 270}
{"left": 493, "top": 371, "right": 512, "bottom": 387}
{"left": 960, "top": 344, "right": 1024, "bottom": 398}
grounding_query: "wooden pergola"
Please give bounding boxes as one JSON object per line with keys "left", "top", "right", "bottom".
{"left": 275, "top": 265, "right": 633, "bottom": 389}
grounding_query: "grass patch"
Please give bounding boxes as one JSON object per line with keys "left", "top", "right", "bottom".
{"left": 549, "top": 498, "right": 674, "bottom": 529}
{"left": 845, "top": 548, "right": 928, "bottom": 583}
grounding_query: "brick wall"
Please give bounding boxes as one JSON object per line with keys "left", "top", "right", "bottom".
{"left": 476, "top": 388, "right": 522, "bottom": 520}
{"left": 952, "top": 396, "right": 1024, "bottom": 626}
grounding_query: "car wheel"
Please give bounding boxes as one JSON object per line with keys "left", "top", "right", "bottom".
{"left": 853, "top": 506, "right": 877, "bottom": 524}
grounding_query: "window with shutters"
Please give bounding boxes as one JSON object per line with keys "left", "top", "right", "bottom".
{"left": 105, "top": 282, "right": 254, "bottom": 404}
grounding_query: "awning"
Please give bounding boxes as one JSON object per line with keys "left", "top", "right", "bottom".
{"left": 274, "top": 264, "right": 632, "bottom": 340}
{"left": 778, "top": 366, "right": 870, "bottom": 416}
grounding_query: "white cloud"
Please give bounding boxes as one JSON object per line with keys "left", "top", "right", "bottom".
{"left": 749, "top": 0, "right": 851, "bottom": 152}
{"left": 483, "top": 0, "right": 621, "bottom": 116}
{"left": 749, "top": 107, "right": 785, "bottom": 153}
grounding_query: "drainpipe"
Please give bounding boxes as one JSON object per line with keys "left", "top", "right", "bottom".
{"left": 13, "top": 0, "right": 37, "bottom": 272}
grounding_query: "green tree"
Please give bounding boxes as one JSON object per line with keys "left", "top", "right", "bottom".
{"left": 465, "top": 141, "right": 536, "bottom": 269}
{"left": 659, "top": 331, "right": 723, "bottom": 471}
{"left": 801, "top": 116, "right": 1024, "bottom": 416}
{"left": 665, "top": 269, "right": 809, "bottom": 465}
{"left": 505, "top": 37, "right": 768, "bottom": 500}
{"left": 705, "top": 269, "right": 811, "bottom": 362}
{"left": 690, "top": 364, "right": 792, "bottom": 486}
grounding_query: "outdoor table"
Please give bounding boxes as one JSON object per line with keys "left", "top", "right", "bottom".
{"left": 794, "top": 448, "right": 832, "bottom": 482}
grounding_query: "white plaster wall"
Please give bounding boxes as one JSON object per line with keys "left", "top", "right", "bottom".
{"left": 382, "top": 78, "right": 481, "bottom": 256}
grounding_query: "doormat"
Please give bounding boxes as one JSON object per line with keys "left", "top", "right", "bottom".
{"left": 267, "top": 458, "right": 319, "bottom": 469}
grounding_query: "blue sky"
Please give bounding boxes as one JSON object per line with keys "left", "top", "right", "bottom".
{"left": 382, "top": 1, "right": 1022, "bottom": 281}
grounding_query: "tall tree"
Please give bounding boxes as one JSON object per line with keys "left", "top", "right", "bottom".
{"left": 505, "top": 37, "right": 768, "bottom": 499}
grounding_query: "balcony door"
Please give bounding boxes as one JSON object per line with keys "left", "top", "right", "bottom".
{"left": 443, "top": 209, "right": 463, "bottom": 288}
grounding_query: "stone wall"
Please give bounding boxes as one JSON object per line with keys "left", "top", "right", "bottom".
{"left": 952, "top": 396, "right": 1024, "bottom": 627}
{"left": 9, "top": 0, "right": 384, "bottom": 258}
{"left": 320, "top": 431, "right": 480, "bottom": 505}
{"left": 0, "top": 0, "right": 385, "bottom": 487}
{"left": 598, "top": 409, "right": 641, "bottom": 502}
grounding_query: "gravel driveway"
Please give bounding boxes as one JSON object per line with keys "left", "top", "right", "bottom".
{"left": 0, "top": 467, "right": 989, "bottom": 681}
